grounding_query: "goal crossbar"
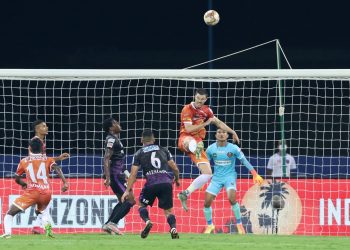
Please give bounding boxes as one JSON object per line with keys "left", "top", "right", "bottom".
{"left": 1, "top": 69, "right": 350, "bottom": 81}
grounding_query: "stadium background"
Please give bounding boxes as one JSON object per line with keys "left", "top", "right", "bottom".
{"left": 0, "top": 1, "right": 350, "bottom": 69}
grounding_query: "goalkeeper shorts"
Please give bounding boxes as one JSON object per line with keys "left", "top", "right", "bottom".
{"left": 206, "top": 174, "right": 237, "bottom": 196}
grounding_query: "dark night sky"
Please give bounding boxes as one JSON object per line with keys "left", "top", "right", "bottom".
{"left": 1, "top": 1, "right": 350, "bottom": 69}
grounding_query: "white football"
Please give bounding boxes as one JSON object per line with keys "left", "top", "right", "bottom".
{"left": 203, "top": 10, "right": 220, "bottom": 26}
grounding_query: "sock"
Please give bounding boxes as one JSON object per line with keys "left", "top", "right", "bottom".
{"left": 111, "top": 201, "right": 134, "bottom": 224}
{"left": 41, "top": 208, "right": 51, "bottom": 227}
{"left": 186, "top": 174, "right": 212, "bottom": 196}
{"left": 32, "top": 212, "right": 43, "bottom": 227}
{"left": 166, "top": 214, "right": 176, "bottom": 229}
{"left": 203, "top": 207, "right": 213, "bottom": 225}
{"left": 106, "top": 203, "right": 122, "bottom": 224}
{"left": 138, "top": 206, "right": 150, "bottom": 223}
{"left": 232, "top": 203, "right": 242, "bottom": 224}
{"left": 4, "top": 214, "right": 13, "bottom": 235}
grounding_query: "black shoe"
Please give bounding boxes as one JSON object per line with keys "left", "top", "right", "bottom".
{"left": 170, "top": 228, "right": 179, "bottom": 239}
{"left": 141, "top": 221, "right": 153, "bottom": 239}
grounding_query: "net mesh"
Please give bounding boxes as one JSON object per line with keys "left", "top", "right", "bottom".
{"left": 0, "top": 73, "right": 349, "bottom": 235}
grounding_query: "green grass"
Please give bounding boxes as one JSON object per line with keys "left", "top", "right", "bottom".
{"left": 1, "top": 234, "right": 350, "bottom": 250}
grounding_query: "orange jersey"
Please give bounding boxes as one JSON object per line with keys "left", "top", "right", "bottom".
{"left": 180, "top": 102, "right": 214, "bottom": 139}
{"left": 16, "top": 154, "right": 56, "bottom": 191}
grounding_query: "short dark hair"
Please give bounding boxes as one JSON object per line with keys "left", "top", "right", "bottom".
{"left": 195, "top": 88, "right": 208, "bottom": 97}
{"left": 142, "top": 129, "right": 154, "bottom": 139}
{"left": 103, "top": 117, "right": 115, "bottom": 133}
{"left": 32, "top": 120, "right": 45, "bottom": 132}
{"left": 29, "top": 138, "right": 43, "bottom": 154}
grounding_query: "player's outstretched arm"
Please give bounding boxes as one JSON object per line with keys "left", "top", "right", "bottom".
{"left": 235, "top": 146, "right": 264, "bottom": 185}
{"left": 212, "top": 117, "right": 240, "bottom": 144}
{"left": 103, "top": 148, "right": 113, "bottom": 188}
{"left": 53, "top": 153, "right": 70, "bottom": 162}
{"left": 168, "top": 160, "right": 180, "bottom": 187}
{"left": 52, "top": 165, "right": 69, "bottom": 192}
{"left": 121, "top": 165, "right": 138, "bottom": 202}
{"left": 251, "top": 169, "right": 264, "bottom": 185}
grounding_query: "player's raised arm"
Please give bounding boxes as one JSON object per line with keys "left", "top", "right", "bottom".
{"left": 212, "top": 117, "right": 240, "bottom": 144}
{"left": 53, "top": 153, "right": 70, "bottom": 162}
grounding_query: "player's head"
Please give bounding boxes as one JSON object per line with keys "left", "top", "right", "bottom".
{"left": 141, "top": 129, "right": 155, "bottom": 145}
{"left": 32, "top": 120, "right": 48, "bottom": 136}
{"left": 29, "top": 137, "right": 43, "bottom": 154}
{"left": 194, "top": 88, "right": 208, "bottom": 108}
{"left": 103, "top": 117, "right": 121, "bottom": 134}
{"left": 215, "top": 128, "right": 229, "bottom": 142}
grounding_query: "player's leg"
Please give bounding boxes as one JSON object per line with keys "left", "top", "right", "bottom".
{"left": 1, "top": 205, "right": 22, "bottom": 238}
{"left": 179, "top": 135, "right": 205, "bottom": 160}
{"left": 226, "top": 176, "right": 245, "bottom": 234}
{"left": 105, "top": 161, "right": 133, "bottom": 229}
{"left": 203, "top": 181, "right": 221, "bottom": 234}
{"left": 164, "top": 208, "right": 179, "bottom": 239}
{"left": 32, "top": 209, "right": 43, "bottom": 234}
{"left": 2, "top": 191, "right": 36, "bottom": 238}
{"left": 32, "top": 206, "right": 49, "bottom": 234}
{"left": 37, "top": 192, "right": 54, "bottom": 237}
{"left": 178, "top": 136, "right": 212, "bottom": 211}
{"left": 157, "top": 183, "right": 179, "bottom": 239}
{"left": 139, "top": 185, "right": 156, "bottom": 238}
{"left": 104, "top": 174, "right": 135, "bottom": 235}
{"left": 110, "top": 175, "right": 136, "bottom": 223}
{"left": 178, "top": 160, "right": 212, "bottom": 211}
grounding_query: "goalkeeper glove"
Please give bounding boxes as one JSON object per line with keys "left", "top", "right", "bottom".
{"left": 250, "top": 169, "right": 264, "bottom": 185}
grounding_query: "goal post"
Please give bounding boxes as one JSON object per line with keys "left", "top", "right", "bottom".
{"left": 0, "top": 69, "right": 349, "bottom": 235}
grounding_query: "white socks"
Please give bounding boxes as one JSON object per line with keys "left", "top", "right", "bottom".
{"left": 41, "top": 208, "right": 51, "bottom": 227}
{"left": 186, "top": 174, "right": 212, "bottom": 195}
{"left": 4, "top": 214, "right": 13, "bottom": 235}
{"left": 32, "top": 213, "right": 43, "bottom": 227}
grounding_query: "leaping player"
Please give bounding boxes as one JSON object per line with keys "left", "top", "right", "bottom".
{"left": 177, "top": 88, "right": 240, "bottom": 211}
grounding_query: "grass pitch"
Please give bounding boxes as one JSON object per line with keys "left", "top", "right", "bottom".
{"left": 1, "top": 233, "right": 349, "bottom": 250}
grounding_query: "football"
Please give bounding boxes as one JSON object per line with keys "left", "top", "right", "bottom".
{"left": 203, "top": 10, "right": 220, "bottom": 26}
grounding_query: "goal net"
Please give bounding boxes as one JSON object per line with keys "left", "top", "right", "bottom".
{"left": 0, "top": 69, "right": 349, "bottom": 235}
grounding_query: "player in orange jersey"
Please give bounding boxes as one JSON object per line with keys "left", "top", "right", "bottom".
{"left": 30, "top": 120, "right": 70, "bottom": 234}
{"left": 1, "top": 138, "right": 68, "bottom": 239}
{"left": 30, "top": 120, "right": 70, "bottom": 161}
{"left": 177, "top": 88, "right": 240, "bottom": 211}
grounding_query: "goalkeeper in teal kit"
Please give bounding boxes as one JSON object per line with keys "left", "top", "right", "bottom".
{"left": 203, "top": 129, "right": 264, "bottom": 234}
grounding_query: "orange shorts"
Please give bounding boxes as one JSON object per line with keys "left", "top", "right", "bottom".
{"left": 178, "top": 135, "right": 210, "bottom": 166}
{"left": 13, "top": 189, "right": 51, "bottom": 212}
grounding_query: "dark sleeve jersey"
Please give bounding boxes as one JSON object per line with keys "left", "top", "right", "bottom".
{"left": 132, "top": 144, "right": 173, "bottom": 186}
{"left": 104, "top": 133, "right": 126, "bottom": 176}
